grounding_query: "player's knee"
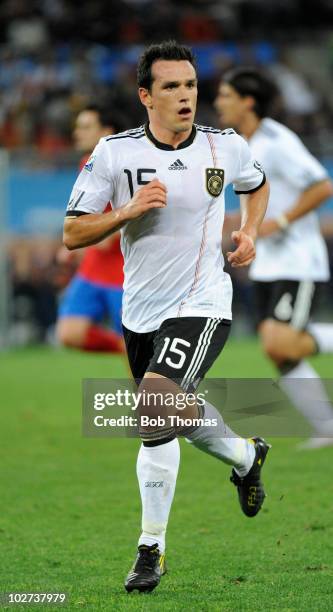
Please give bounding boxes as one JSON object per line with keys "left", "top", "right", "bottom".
{"left": 259, "top": 320, "right": 281, "bottom": 361}
{"left": 136, "top": 377, "right": 171, "bottom": 442}
{"left": 136, "top": 375, "right": 199, "bottom": 443}
{"left": 260, "top": 319, "right": 303, "bottom": 362}
{"left": 262, "top": 341, "right": 283, "bottom": 364}
{"left": 56, "top": 320, "right": 84, "bottom": 348}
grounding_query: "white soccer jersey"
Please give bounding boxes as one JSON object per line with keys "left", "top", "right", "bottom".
{"left": 248, "top": 118, "right": 330, "bottom": 282}
{"left": 66, "top": 124, "right": 265, "bottom": 332}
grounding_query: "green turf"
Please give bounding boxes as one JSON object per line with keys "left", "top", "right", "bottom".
{"left": 1, "top": 340, "right": 333, "bottom": 611}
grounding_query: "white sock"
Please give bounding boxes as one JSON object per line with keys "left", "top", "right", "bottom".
{"left": 308, "top": 322, "right": 333, "bottom": 354}
{"left": 280, "top": 361, "right": 333, "bottom": 435}
{"left": 186, "top": 401, "right": 255, "bottom": 477}
{"left": 137, "top": 438, "right": 180, "bottom": 553}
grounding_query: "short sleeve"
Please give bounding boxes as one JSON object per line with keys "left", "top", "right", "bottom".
{"left": 233, "top": 136, "right": 266, "bottom": 194}
{"left": 66, "top": 138, "right": 115, "bottom": 216}
{"left": 273, "top": 136, "right": 328, "bottom": 191}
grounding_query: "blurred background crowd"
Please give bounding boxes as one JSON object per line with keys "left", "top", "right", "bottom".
{"left": 1, "top": 0, "right": 333, "bottom": 346}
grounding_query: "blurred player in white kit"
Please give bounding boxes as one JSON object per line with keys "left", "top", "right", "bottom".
{"left": 215, "top": 68, "right": 333, "bottom": 449}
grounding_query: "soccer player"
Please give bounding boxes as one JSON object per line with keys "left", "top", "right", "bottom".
{"left": 63, "top": 41, "right": 270, "bottom": 593}
{"left": 215, "top": 68, "right": 333, "bottom": 449}
{"left": 57, "top": 105, "right": 125, "bottom": 353}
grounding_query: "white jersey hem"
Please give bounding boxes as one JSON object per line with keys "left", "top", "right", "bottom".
{"left": 122, "top": 307, "right": 233, "bottom": 334}
{"left": 249, "top": 272, "right": 330, "bottom": 282}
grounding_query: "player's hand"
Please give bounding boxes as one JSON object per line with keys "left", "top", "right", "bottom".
{"left": 258, "top": 219, "right": 280, "bottom": 237}
{"left": 227, "top": 230, "right": 256, "bottom": 268}
{"left": 124, "top": 178, "right": 167, "bottom": 221}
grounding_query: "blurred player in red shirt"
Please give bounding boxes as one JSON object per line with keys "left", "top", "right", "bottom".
{"left": 57, "top": 104, "right": 125, "bottom": 353}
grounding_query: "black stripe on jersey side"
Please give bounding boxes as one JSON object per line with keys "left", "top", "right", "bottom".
{"left": 65, "top": 210, "right": 90, "bottom": 217}
{"left": 126, "top": 126, "right": 145, "bottom": 132}
{"left": 106, "top": 133, "right": 145, "bottom": 141}
{"left": 106, "top": 127, "right": 144, "bottom": 136}
{"left": 196, "top": 125, "right": 236, "bottom": 136}
{"left": 106, "top": 127, "right": 145, "bottom": 141}
{"left": 67, "top": 190, "right": 85, "bottom": 211}
{"left": 221, "top": 128, "right": 236, "bottom": 136}
{"left": 196, "top": 125, "right": 222, "bottom": 134}
{"left": 113, "top": 126, "right": 145, "bottom": 135}
{"left": 234, "top": 174, "right": 266, "bottom": 195}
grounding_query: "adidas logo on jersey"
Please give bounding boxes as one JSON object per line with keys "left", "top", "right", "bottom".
{"left": 168, "top": 159, "right": 187, "bottom": 170}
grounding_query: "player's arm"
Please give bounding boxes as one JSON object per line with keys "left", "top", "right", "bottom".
{"left": 63, "top": 138, "right": 167, "bottom": 250}
{"left": 58, "top": 234, "right": 119, "bottom": 258}
{"left": 259, "top": 136, "right": 333, "bottom": 237}
{"left": 64, "top": 209, "right": 126, "bottom": 250}
{"left": 320, "top": 214, "right": 333, "bottom": 238}
{"left": 227, "top": 136, "right": 269, "bottom": 267}
{"left": 222, "top": 211, "right": 241, "bottom": 250}
{"left": 259, "top": 179, "right": 333, "bottom": 237}
{"left": 64, "top": 179, "right": 167, "bottom": 250}
{"left": 227, "top": 183, "right": 269, "bottom": 267}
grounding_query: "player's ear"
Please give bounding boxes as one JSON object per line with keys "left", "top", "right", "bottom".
{"left": 245, "top": 95, "right": 256, "bottom": 113}
{"left": 138, "top": 87, "right": 153, "bottom": 109}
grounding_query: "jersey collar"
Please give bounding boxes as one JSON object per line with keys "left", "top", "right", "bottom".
{"left": 145, "top": 122, "right": 196, "bottom": 150}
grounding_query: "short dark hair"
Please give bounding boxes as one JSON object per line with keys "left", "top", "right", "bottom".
{"left": 137, "top": 40, "right": 196, "bottom": 90}
{"left": 222, "top": 68, "right": 278, "bottom": 118}
{"left": 82, "top": 104, "right": 126, "bottom": 133}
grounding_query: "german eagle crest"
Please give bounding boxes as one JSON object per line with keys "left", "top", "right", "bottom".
{"left": 205, "top": 168, "right": 224, "bottom": 196}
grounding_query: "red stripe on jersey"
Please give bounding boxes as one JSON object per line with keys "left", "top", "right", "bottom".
{"left": 177, "top": 133, "right": 217, "bottom": 315}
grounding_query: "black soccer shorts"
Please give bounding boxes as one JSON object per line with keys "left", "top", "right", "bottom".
{"left": 123, "top": 316, "right": 231, "bottom": 389}
{"left": 253, "top": 280, "right": 320, "bottom": 330}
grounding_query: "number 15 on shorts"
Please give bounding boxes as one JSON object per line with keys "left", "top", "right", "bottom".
{"left": 156, "top": 337, "right": 191, "bottom": 369}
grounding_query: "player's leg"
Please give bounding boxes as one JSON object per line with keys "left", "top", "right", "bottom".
{"left": 258, "top": 280, "right": 333, "bottom": 362}
{"left": 57, "top": 275, "right": 124, "bottom": 353}
{"left": 125, "top": 320, "right": 233, "bottom": 593}
{"left": 122, "top": 327, "right": 175, "bottom": 593}
{"left": 146, "top": 318, "right": 269, "bottom": 516}
{"left": 124, "top": 317, "right": 271, "bottom": 593}
{"left": 256, "top": 281, "right": 333, "bottom": 446}
{"left": 307, "top": 322, "right": 333, "bottom": 355}
{"left": 56, "top": 315, "right": 91, "bottom": 348}
{"left": 259, "top": 320, "right": 333, "bottom": 360}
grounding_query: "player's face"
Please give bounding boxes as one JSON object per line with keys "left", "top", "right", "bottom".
{"left": 214, "top": 83, "right": 249, "bottom": 129}
{"left": 73, "top": 111, "right": 109, "bottom": 153}
{"left": 140, "top": 60, "right": 198, "bottom": 134}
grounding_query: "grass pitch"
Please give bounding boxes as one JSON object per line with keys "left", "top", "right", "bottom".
{"left": 1, "top": 340, "right": 333, "bottom": 611}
